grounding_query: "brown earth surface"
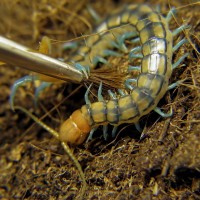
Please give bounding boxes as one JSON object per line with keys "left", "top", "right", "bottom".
{"left": 0, "top": 0, "right": 200, "bottom": 199}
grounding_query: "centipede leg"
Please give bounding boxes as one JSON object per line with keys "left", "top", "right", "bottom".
{"left": 10, "top": 75, "right": 36, "bottom": 110}
{"left": 75, "top": 63, "right": 90, "bottom": 79}
{"left": 154, "top": 106, "right": 173, "bottom": 118}
{"left": 167, "top": 80, "right": 185, "bottom": 91}
{"left": 87, "top": 4, "right": 101, "bottom": 23}
{"left": 62, "top": 41, "right": 78, "bottom": 51}
{"left": 118, "top": 89, "right": 126, "bottom": 96}
{"left": 103, "top": 125, "right": 108, "bottom": 140}
{"left": 98, "top": 82, "right": 104, "bottom": 101}
{"left": 116, "top": 32, "right": 138, "bottom": 52}
{"left": 130, "top": 37, "right": 140, "bottom": 44}
{"left": 129, "top": 53, "right": 143, "bottom": 59}
{"left": 172, "top": 24, "right": 190, "bottom": 37}
{"left": 172, "top": 53, "right": 189, "bottom": 70}
{"left": 134, "top": 122, "right": 142, "bottom": 132}
{"left": 155, "top": 5, "right": 161, "bottom": 12}
{"left": 166, "top": 7, "right": 177, "bottom": 22}
{"left": 128, "top": 65, "right": 141, "bottom": 72}
{"left": 98, "top": 83, "right": 109, "bottom": 140}
{"left": 129, "top": 46, "right": 142, "bottom": 60}
{"left": 92, "top": 55, "right": 108, "bottom": 65}
{"left": 125, "top": 78, "right": 137, "bottom": 90}
{"left": 108, "top": 90, "right": 117, "bottom": 99}
{"left": 112, "top": 126, "right": 118, "bottom": 138}
{"left": 103, "top": 49, "right": 122, "bottom": 57}
{"left": 173, "top": 38, "right": 188, "bottom": 52}
{"left": 86, "top": 127, "right": 98, "bottom": 142}
{"left": 84, "top": 83, "right": 93, "bottom": 104}
{"left": 84, "top": 83, "right": 99, "bottom": 142}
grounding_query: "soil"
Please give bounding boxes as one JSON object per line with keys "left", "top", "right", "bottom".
{"left": 0, "top": 0, "right": 200, "bottom": 199}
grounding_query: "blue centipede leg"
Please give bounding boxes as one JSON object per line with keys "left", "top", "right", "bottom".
{"left": 130, "top": 46, "right": 142, "bottom": 54}
{"left": 103, "top": 49, "right": 122, "bottom": 57}
{"left": 34, "top": 82, "right": 52, "bottom": 108}
{"left": 167, "top": 80, "right": 185, "bottom": 91}
{"left": 172, "top": 24, "right": 191, "bottom": 37}
{"left": 98, "top": 82, "right": 104, "bottom": 101}
{"left": 10, "top": 75, "right": 36, "bottom": 110}
{"left": 166, "top": 7, "right": 177, "bottom": 22}
{"left": 173, "top": 38, "right": 188, "bottom": 52}
{"left": 172, "top": 53, "right": 189, "bottom": 70}
{"left": 98, "top": 83, "right": 109, "bottom": 139}
{"left": 118, "top": 89, "right": 126, "bottom": 96}
{"left": 129, "top": 48, "right": 143, "bottom": 60}
{"left": 140, "top": 126, "right": 148, "bottom": 140}
{"left": 129, "top": 53, "right": 143, "bottom": 59}
{"left": 129, "top": 46, "right": 142, "bottom": 60}
{"left": 116, "top": 32, "right": 138, "bottom": 53}
{"left": 128, "top": 65, "right": 141, "bottom": 73}
{"left": 110, "top": 41, "right": 121, "bottom": 50}
{"left": 134, "top": 122, "right": 142, "bottom": 133}
{"left": 86, "top": 127, "right": 98, "bottom": 142}
{"left": 62, "top": 42, "right": 78, "bottom": 51}
{"left": 84, "top": 83, "right": 93, "bottom": 104}
{"left": 108, "top": 90, "right": 117, "bottom": 99}
{"left": 87, "top": 5, "right": 101, "bottom": 23}
{"left": 130, "top": 37, "right": 140, "bottom": 44}
{"left": 103, "top": 125, "right": 108, "bottom": 140}
{"left": 125, "top": 78, "right": 137, "bottom": 90}
{"left": 75, "top": 63, "right": 90, "bottom": 78}
{"left": 154, "top": 107, "right": 173, "bottom": 118}
{"left": 155, "top": 5, "right": 161, "bottom": 12}
{"left": 109, "top": 34, "right": 139, "bottom": 52}
{"left": 112, "top": 126, "right": 118, "bottom": 138}
{"left": 92, "top": 56, "right": 108, "bottom": 66}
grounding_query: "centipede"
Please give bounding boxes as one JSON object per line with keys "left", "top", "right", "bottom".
{"left": 12, "top": 3, "right": 190, "bottom": 197}
{"left": 57, "top": 4, "right": 189, "bottom": 145}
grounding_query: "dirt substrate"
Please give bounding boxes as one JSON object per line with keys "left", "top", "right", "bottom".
{"left": 0, "top": 0, "right": 200, "bottom": 199}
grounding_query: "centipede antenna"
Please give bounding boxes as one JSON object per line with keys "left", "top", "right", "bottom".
{"left": 14, "top": 106, "right": 87, "bottom": 195}
{"left": 98, "top": 82, "right": 104, "bottom": 101}
{"left": 61, "top": 142, "right": 87, "bottom": 197}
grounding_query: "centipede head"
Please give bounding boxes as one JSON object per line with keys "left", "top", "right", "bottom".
{"left": 59, "top": 110, "right": 91, "bottom": 145}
